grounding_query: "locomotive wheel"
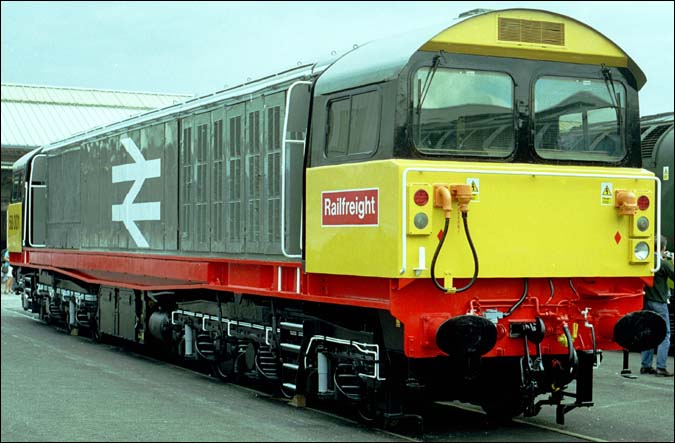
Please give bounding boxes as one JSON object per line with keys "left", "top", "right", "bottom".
{"left": 39, "top": 300, "right": 50, "bottom": 324}
{"left": 90, "top": 317, "right": 103, "bottom": 343}
{"left": 481, "top": 400, "right": 526, "bottom": 421}
{"left": 299, "top": 367, "right": 318, "bottom": 403}
{"left": 356, "top": 401, "right": 378, "bottom": 424}
{"left": 212, "top": 358, "right": 235, "bottom": 382}
{"left": 477, "top": 356, "right": 531, "bottom": 421}
{"left": 21, "top": 292, "right": 30, "bottom": 311}
{"left": 480, "top": 388, "right": 528, "bottom": 421}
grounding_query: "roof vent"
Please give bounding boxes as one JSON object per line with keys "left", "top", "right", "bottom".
{"left": 498, "top": 17, "right": 565, "bottom": 46}
{"left": 458, "top": 9, "right": 492, "bottom": 19}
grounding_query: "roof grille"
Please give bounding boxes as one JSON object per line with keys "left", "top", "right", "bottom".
{"left": 498, "top": 18, "right": 565, "bottom": 46}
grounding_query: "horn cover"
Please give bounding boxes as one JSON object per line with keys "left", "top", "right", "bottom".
{"left": 613, "top": 310, "right": 667, "bottom": 352}
{"left": 436, "top": 315, "right": 497, "bottom": 356}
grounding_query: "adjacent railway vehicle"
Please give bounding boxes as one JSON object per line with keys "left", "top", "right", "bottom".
{"left": 640, "top": 112, "right": 673, "bottom": 251}
{"left": 640, "top": 112, "right": 674, "bottom": 355}
{"left": 7, "top": 9, "right": 667, "bottom": 426}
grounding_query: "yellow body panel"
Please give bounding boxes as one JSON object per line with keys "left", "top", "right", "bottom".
{"left": 421, "top": 10, "right": 627, "bottom": 68}
{"left": 306, "top": 160, "right": 655, "bottom": 279}
{"left": 307, "top": 161, "right": 401, "bottom": 277}
{"left": 7, "top": 203, "right": 23, "bottom": 253}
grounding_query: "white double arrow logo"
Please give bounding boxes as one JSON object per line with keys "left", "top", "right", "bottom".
{"left": 111, "top": 137, "right": 161, "bottom": 248}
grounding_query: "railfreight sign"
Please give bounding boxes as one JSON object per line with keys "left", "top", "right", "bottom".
{"left": 321, "top": 188, "right": 379, "bottom": 226}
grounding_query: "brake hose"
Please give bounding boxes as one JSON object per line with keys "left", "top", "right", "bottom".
{"left": 503, "top": 278, "right": 529, "bottom": 317}
{"left": 430, "top": 211, "right": 478, "bottom": 293}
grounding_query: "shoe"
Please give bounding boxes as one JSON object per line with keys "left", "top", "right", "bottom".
{"left": 656, "top": 368, "right": 674, "bottom": 377}
{"left": 641, "top": 367, "right": 657, "bottom": 374}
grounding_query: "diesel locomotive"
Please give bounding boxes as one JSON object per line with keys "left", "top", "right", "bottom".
{"left": 6, "top": 9, "right": 667, "bottom": 426}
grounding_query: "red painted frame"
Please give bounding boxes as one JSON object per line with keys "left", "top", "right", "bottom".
{"left": 11, "top": 249, "right": 648, "bottom": 359}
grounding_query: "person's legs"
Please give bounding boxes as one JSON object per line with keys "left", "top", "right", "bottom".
{"left": 641, "top": 299, "right": 658, "bottom": 370}
{"left": 641, "top": 347, "right": 655, "bottom": 371}
{"left": 652, "top": 301, "right": 671, "bottom": 372}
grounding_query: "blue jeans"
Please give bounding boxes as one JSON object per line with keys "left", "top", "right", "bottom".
{"left": 640, "top": 299, "right": 671, "bottom": 370}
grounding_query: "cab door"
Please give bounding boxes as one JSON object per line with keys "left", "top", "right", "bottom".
{"left": 28, "top": 154, "right": 47, "bottom": 247}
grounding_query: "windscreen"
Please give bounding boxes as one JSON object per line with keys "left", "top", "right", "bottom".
{"left": 534, "top": 76, "right": 626, "bottom": 161}
{"left": 413, "top": 67, "right": 515, "bottom": 157}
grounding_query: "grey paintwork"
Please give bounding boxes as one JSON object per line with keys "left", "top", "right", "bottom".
{"left": 39, "top": 81, "right": 306, "bottom": 258}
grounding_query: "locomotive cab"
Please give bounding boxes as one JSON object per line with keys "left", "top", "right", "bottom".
{"left": 6, "top": 148, "right": 45, "bottom": 254}
{"left": 305, "top": 8, "right": 664, "bottom": 421}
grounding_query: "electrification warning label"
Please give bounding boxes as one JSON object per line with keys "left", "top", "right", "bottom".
{"left": 601, "top": 182, "right": 613, "bottom": 205}
{"left": 322, "top": 188, "right": 379, "bottom": 226}
{"left": 467, "top": 178, "right": 480, "bottom": 202}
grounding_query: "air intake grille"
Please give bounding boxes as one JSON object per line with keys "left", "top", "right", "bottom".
{"left": 498, "top": 18, "right": 565, "bottom": 46}
{"left": 640, "top": 124, "right": 670, "bottom": 159}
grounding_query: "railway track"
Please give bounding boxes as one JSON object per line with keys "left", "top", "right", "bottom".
{"left": 5, "top": 301, "right": 664, "bottom": 442}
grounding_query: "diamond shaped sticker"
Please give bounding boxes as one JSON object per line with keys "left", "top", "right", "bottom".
{"left": 614, "top": 231, "right": 622, "bottom": 244}
{"left": 437, "top": 230, "right": 444, "bottom": 241}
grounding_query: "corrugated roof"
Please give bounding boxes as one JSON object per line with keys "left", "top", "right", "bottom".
{"left": 1, "top": 83, "right": 191, "bottom": 148}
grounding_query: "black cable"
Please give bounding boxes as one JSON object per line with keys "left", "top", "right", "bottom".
{"left": 504, "top": 278, "right": 529, "bottom": 317}
{"left": 456, "top": 212, "right": 479, "bottom": 292}
{"left": 430, "top": 212, "right": 479, "bottom": 293}
{"left": 546, "top": 278, "right": 555, "bottom": 304}
{"left": 431, "top": 218, "right": 450, "bottom": 292}
{"left": 562, "top": 324, "right": 578, "bottom": 378}
{"left": 568, "top": 278, "right": 579, "bottom": 299}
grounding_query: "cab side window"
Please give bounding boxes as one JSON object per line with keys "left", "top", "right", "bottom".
{"left": 325, "top": 89, "right": 380, "bottom": 159}
{"left": 10, "top": 171, "right": 22, "bottom": 203}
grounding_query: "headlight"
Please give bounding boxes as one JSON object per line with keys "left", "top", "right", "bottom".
{"left": 634, "top": 242, "right": 650, "bottom": 261}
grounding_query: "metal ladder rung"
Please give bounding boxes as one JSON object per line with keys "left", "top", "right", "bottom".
{"left": 281, "top": 343, "right": 301, "bottom": 352}
{"left": 283, "top": 362, "right": 299, "bottom": 371}
{"left": 280, "top": 322, "right": 303, "bottom": 331}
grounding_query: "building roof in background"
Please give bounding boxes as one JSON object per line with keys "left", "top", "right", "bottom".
{"left": 1, "top": 83, "right": 191, "bottom": 149}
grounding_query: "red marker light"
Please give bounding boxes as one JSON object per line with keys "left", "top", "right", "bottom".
{"left": 637, "top": 195, "right": 650, "bottom": 211}
{"left": 414, "top": 189, "right": 429, "bottom": 206}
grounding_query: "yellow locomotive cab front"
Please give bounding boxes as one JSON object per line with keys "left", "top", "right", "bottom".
{"left": 307, "top": 160, "right": 657, "bottom": 281}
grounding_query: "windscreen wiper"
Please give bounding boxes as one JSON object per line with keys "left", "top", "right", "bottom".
{"left": 600, "top": 64, "right": 623, "bottom": 128}
{"left": 416, "top": 54, "right": 443, "bottom": 115}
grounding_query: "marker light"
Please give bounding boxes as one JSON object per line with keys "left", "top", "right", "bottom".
{"left": 636, "top": 216, "right": 649, "bottom": 232}
{"left": 634, "top": 241, "right": 650, "bottom": 261}
{"left": 414, "top": 213, "right": 429, "bottom": 229}
{"left": 414, "top": 189, "right": 429, "bottom": 206}
{"left": 637, "top": 195, "right": 650, "bottom": 211}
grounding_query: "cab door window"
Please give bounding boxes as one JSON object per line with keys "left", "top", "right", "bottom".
{"left": 325, "top": 90, "right": 380, "bottom": 159}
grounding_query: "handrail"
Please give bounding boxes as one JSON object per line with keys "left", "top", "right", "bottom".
{"left": 280, "top": 81, "right": 312, "bottom": 258}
